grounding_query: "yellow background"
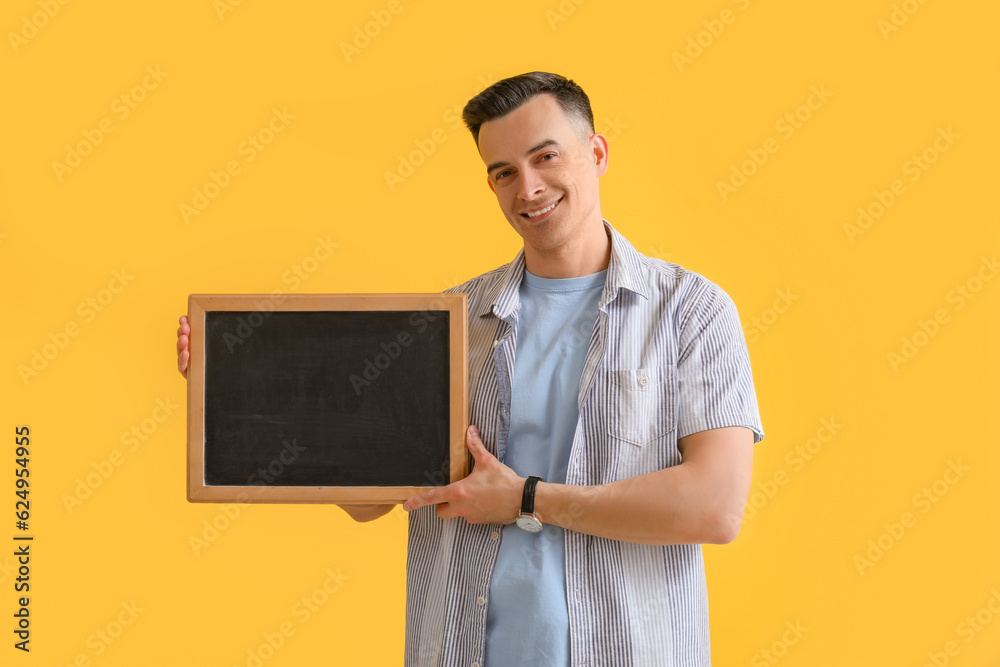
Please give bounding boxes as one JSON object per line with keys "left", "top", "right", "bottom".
{"left": 3, "top": 0, "right": 999, "bottom": 664}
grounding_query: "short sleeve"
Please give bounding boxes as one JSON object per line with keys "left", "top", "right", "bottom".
{"left": 676, "top": 280, "right": 765, "bottom": 444}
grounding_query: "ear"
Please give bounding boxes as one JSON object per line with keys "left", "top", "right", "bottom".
{"left": 591, "top": 133, "right": 610, "bottom": 177}
{"left": 487, "top": 178, "right": 495, "bottom": 194}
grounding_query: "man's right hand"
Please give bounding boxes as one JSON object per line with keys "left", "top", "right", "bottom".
{"left": 176, "top": 315, "right": 190, "bottom": 379}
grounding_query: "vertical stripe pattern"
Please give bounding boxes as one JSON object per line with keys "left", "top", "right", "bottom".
{"left": 405, "top": 219, "right": 764, "bottom": 667}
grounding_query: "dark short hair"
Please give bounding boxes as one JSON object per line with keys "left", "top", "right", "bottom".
{"left": 462, "top": 71, "right": 595, "bottom": 146}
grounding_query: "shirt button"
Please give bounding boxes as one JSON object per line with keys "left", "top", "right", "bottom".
{"left": 472, "top": 662, "right": 480, "bottom": 667}
{"left": 493, "top": 339, "right": 500, "bottom": 348}
{"left": 477, "top": 596, "right": 486, "bottom": 606}
{"left": 638, "top": 374, "right": 649, "bottom": 387}
{"left": 491, "top": 530, "right": 500, "bottom": 540}
{"left": 575, "top": 588, "right": 582, "bottom": 602}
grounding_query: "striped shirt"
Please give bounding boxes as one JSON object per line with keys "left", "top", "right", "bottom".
{"left": 405, "top": 219, "right": 765, "bottom": 667}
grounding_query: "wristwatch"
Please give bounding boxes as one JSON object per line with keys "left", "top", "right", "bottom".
{"left": 515, "top": 475, "right": 543, "bottom": 533}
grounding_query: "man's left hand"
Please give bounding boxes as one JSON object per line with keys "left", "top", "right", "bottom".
{"left": 402, "top": 425, "right": 523, "bottom": 524}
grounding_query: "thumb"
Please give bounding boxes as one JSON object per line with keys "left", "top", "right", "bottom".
{"left": 466, "top": 425, "right": 487, "bottom": 459}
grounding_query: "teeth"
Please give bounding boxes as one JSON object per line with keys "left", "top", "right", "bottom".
{"left": 526, "top": 201, "right": 557, "bottom": 218}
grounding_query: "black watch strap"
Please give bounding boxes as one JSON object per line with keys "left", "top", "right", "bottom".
{"left": 521, "top": 475, "right": 542, "bottom": 514}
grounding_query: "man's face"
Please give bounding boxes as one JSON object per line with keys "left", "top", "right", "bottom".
{"left": 477, "top": 93, "right": 608, "bottom": 255}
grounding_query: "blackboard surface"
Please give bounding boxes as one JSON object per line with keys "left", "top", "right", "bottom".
{"left": 186, "top": 293, "right": 468, "bottom": 503}
{"left": 203, "top": 310, "right": 451, "bottom": 487}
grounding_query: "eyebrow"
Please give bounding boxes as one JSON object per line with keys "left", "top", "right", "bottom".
{"left": 486, "top": 139, "right": 561, "bottom": 176}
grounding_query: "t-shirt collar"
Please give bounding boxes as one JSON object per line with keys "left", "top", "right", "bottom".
{"left": 478, "top": 219, "right": 651, "bottom": 321}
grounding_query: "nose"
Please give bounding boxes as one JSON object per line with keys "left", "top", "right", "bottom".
{"left": 517, "top": 166, "right": 545, "bottom": 201}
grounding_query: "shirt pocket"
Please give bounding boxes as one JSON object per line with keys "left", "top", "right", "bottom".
{"left": 605, "top": 364, "right": 677, "bottom": 448}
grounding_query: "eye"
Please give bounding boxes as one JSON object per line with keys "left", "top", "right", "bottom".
{"left": 540, "top": 152, "right": 557, "bottom": 161}
{"left": 496, "top": 169, "right": 512, "bottom": 180}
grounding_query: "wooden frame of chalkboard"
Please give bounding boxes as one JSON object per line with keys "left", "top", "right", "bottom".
{"left": 186, "top": 293, "right": 468, "bottom": 504}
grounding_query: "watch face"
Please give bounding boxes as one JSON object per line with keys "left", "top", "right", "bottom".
{"left": 516, "top": 515, "right": 543, "bottom": 533}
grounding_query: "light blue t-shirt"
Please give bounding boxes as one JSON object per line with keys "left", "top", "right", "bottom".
{"left": 483, "top": 267, "right": 607, "bottom": 666}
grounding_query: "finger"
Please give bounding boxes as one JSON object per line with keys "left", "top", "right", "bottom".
{"left": 176, "top": 334, "right": 188, "bottom": 353}
{"left": 179, "top": 350, "right": 189, "bottom": 374}
{"left": 403, "top": 487, "right": 446, "bottom": 512}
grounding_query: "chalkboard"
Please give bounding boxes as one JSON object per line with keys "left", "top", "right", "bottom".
{"left": 186, "top": 293, "right": 468, "bottom": 504}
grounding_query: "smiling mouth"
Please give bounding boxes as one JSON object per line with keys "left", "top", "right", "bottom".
{"left": 521, "top": 198, "right": 561, "bottom": 218}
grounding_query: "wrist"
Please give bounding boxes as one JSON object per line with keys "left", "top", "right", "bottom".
{"left": 533, "top": 481, "right": 587, "bottom": 531}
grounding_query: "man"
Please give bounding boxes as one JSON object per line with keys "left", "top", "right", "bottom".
{"left": 177, "top": 72, "right": 764, "bottom": 666}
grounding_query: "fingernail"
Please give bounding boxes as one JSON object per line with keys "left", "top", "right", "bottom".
{"left": 469, "top": 425, "right": 478, "bottom": 436}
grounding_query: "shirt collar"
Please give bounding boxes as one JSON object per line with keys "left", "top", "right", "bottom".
{"left": 477, "top": 219, "right": 651, "bottom": 320}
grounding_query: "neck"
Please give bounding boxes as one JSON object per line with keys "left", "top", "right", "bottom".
{"left": 523, "top": 219, "right": 611, "bottom": 279}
